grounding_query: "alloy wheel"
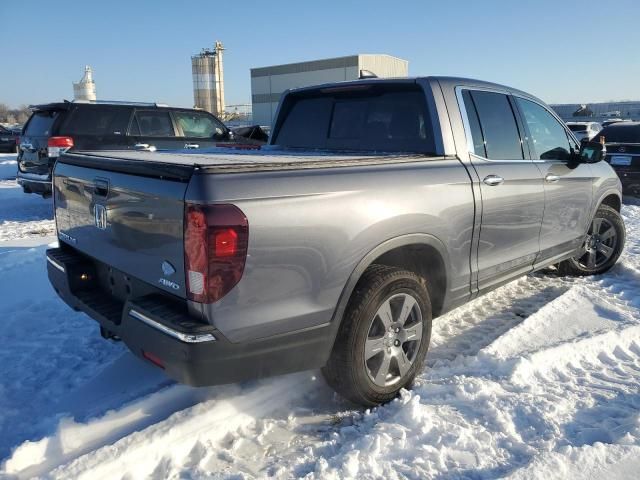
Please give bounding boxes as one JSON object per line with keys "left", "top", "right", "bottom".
{"left": 364, "top": 293, "right": 423, "bottom": 387}
{"left": 578, "top": 216, "right": 618, "bottom": 269}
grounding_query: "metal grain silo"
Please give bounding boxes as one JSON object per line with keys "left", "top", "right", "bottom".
{"left": 73, "top": 65, "right": 96, "bottom": 101}
{"left": 192, "top": 41, "right": 225, "bottom": 117}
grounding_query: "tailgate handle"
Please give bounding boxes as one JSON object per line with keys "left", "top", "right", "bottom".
{"left": 93, "top": 178, "right": 109, "bottom": 197}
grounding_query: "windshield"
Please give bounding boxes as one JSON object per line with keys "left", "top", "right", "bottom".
{"left": 599, "top": 124, "right": 640, "bottom": 143}
{"left": 272, "top": 84, "right": 437, "bottom": 154}
{"left": 567, "top": 124, "right": 588, "bottom": 132}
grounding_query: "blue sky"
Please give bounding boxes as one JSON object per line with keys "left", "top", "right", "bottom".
{"left": 1, "top": 0, "right": 639, "bottom": 108}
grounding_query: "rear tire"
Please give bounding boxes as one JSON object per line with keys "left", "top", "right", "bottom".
{"left": 558, "top": 205, "right": 625, "bottom": 276}
{"left": 322, "top": 265, "right": 432, "bottom": 406}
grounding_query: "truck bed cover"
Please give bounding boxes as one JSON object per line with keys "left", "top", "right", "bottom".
{"left": 60, "top": 148, "right": 441, "bottom": 180}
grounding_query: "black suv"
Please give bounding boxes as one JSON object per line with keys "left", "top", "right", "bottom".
{"left": 599, "top": 121, "right": 640, "bottom": 196}
{"left": 0, "top": 125, "right": 20, "bottom": 153}
{"left": 17, "top": 101, "right": 246, "bottom": 197}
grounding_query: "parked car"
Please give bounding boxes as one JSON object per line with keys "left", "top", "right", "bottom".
{"left": 0, "top": 125, "right": 20, "bottom": 153}
{"left": 230, "top": 125, "right": 269, "bottom": 144}
{"left": 598, "top": 121, "right": 640, "bottom": 195}
{"left": 47, "top": 77, "right": 624, "bottom": 406}
{"left": 17, "top": 101, "right": 261, "bottom": 197}
{"left": 566, "top": 121, "right": 601, "bottom": 141}
{"left": 601, "top": 118, "right": 629, "bottom": 128}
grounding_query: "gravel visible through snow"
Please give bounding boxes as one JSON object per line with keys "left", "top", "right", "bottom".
{"left": 0, "top": 167, "right": 638, "bottom": 479}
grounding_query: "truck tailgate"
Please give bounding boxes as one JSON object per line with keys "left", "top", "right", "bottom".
{"left": 53, "top": 157, "right": 192, "bottom": 299}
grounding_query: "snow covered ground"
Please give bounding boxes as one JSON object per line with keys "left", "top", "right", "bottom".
{"left": 0, "top": 152, "right": 638, "bottom": 479}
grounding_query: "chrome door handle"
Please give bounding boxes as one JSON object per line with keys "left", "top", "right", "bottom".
{"left": 483, "top": 175, "right": 504, "bottom": 186}
{"left": 545, "top": 174, "right": 561, "bottom": 183}
{"left": 184, "top": 143, "right": 200, "bottom": 149}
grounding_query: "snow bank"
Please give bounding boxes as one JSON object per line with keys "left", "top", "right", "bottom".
{"left": 0, "top": 153, "right": 17, "bottom": 179}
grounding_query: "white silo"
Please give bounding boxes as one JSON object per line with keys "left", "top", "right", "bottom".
{"left": 73, "top": 66, "right": 97, "bottom": 101}
{"left": 191, "top": 41, "right": 225, "bottom": 117}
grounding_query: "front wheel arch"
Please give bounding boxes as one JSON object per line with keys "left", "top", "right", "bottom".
{"left": 599, "top": 192, "right": 621, "bottom": 212}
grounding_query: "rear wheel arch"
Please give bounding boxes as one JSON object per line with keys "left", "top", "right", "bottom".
{"left": 329, "top": 235, "right": 450, "bottom": 342}
{"left": 372, "top": 243, "right": 447, "bottom": 317}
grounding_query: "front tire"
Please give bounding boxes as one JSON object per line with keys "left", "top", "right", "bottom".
{"left": 558, "top": 205, "right": 625, "bottom": 276}
{"left": 322, "top": 265, "right": 432, "bottom": 406}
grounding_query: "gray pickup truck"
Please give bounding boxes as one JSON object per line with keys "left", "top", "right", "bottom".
{"left": 47, "top": 77, "right": 625, "bottom": 406}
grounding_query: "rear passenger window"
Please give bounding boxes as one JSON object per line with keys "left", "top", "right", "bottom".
{"left": 468, "top": 91, "right": 524, "bottom": 160}
{"left": 24, "top": 110, "right": 61, "bottom": 136}
{"left": 60, "top": 107, "right": 132, "bottom": 136}
{"left": 134, "top": 111, "right": 175, "bottom": 137}
{"left": 515, "top": 98, "right": 571, "bottom": 161}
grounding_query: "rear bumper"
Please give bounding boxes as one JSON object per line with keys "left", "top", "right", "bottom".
{"left": 46, "top": 246, "right": 333, "bottom": 386}
{"left": 17, "top": 171, "right": 52, "bottom": 195}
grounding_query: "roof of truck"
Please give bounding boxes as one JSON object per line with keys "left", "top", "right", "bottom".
{"left": 284, "top": 75, "right": 541, "bottom": 104}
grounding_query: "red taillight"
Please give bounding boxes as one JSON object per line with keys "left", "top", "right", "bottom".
{"left": 15, "top": 136, "right": 20, "bottom": 145}
{"left": 184, "top": 203, "right": 248, "bottom": 303}
{"left": 48, "top": 136, "right": 74, "bottom": 158}
{"left": 48, "top": 136, "right": 74, "bottom": 148}
{"left": 214, "top": 228, "right": 238, "bottom": 257}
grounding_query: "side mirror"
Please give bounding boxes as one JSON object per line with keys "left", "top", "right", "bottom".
{"left": 578, "top": 137, "right": 606, "bottom": 163}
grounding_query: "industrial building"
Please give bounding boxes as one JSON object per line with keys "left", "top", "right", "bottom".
{"left": 72, "top": 66, "right": 96, "bottom": 101}
{"left": 192, "top": 41, "right": 225, "bottom": 117}
{"left": 551, "top": 101, "right": 640, "bottom": 122}
{"left": 251, "top": 54, "right": 409, "bottom": 126}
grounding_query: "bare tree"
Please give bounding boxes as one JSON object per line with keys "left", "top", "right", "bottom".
{"left": 0, "top": 104, "right": 31, "bottom": 125}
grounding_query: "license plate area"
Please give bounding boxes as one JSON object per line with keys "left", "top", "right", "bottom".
{"left": 95, "top": 262, "right": 162, "bottom": 303}
{"left": 611, "top": 155, "right": 632, "bottom": 166}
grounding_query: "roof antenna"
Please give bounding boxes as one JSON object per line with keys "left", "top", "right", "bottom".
{"left": 359, "top": 69, "right": 378, "bottom": 79}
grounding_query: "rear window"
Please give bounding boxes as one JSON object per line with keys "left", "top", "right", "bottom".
{"left": 599, "top": 124, "right": 640, "bottom": 143}
{"left": 273, "top": 84, "right": 436, "bottom": 153}
{"left": 24, "top": 110, "right": 61, "bottom": 136}
{"left": 568, "top": 124, "right": 588, "bottom": 132}
{"left": 60, "top": 107, "right": 132, "bottom": 136}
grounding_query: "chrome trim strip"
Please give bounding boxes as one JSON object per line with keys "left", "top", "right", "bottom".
{"left": 46, "top": 256, "right": 65, "bottom": 273}
{"left": 17, "top": 172, "right": 52, "bottom": 183}
{"left": 129, "top": 309, "right": 217, "bottom": 343}
{"left": 455, "top": 86, "right": 476, "bottom": 155}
